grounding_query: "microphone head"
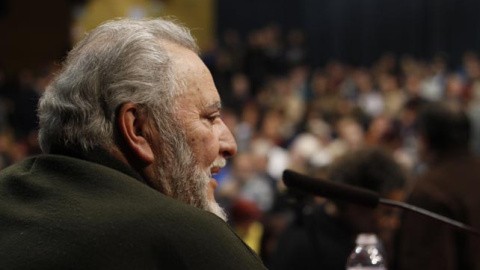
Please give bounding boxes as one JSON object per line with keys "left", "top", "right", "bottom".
{"left": 283, "top": 169, "right": 380, "bottom": 208}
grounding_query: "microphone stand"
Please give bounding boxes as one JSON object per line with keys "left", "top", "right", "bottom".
{"left": 283, "top": 169, "right": 480, "bottom": 237}
{"left": 379, "top": 198, "right": 480, "bottom": 237}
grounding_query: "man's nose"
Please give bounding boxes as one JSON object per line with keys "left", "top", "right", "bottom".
{"left": 218, "top": 120, "right": 237, "bottom": 158}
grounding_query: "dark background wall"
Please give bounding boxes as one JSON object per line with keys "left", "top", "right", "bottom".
{"left": 0, "top": 0, "right": 71, "bottom": 74}
{"left": 217, "top": 0, "right": 480, "bottom": 67}
{"left": 2, "top": 0, "right": 480, "bottom": 72}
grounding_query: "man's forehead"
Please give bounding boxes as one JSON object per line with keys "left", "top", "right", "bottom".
{"left": 159, "top": 40, "right": 221, "bottom": 107}
{"left": 162, "top": 41, "right": 199, "bottom": 67}
{"left": 163, "top": 42, "right": 212, "bottom": 81}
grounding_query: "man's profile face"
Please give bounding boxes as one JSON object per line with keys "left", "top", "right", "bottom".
{"left": 151, "top": 42, "right": 237, "bottom": 219}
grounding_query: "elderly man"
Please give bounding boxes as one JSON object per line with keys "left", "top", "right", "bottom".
{"left": 0, "top": 18, "right": 266, "bottom": 269}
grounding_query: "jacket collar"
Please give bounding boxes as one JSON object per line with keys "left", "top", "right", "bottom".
{"left": 49, "top": 144, "right": 146, "bottom": 184}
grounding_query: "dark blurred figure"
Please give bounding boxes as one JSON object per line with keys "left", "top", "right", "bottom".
{"left": 269, "top": 148, "right": 406, "bottom": 270}
{"left": 398, "top": 97, "right": 428, "bottom": 175}
{"left": 222, "top": 73, "right": 252, "bottom": 118}
{"left": 243, "top": 29, "right": 270, "bottom": 95}
{"left": 0, "top": 67, "right": 10, "bottom": 134}
{"left": 395, "top": 101, "right": 480, "bottom": 270}
{"left": 285, "top": 29, "right": 308, "bottom": 68}
{"left": 10, "top": 69, "right": 40, "bottom": 139}
{"left": 222, "top": 29, "right": 245, "bottom": 73}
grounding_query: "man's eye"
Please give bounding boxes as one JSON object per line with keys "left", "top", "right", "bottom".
{"left": 207, "top": 114, "right": 220, "bottom": 123}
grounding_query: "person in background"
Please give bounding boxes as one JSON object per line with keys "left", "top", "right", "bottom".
{"left": 0, "top": 18, "right": 266, "bottom": 270}
{"left": 270, "top": 147, "right": 406, "bottom": 270}
{"left": 395, "top": 101, "right": 480, "bottom": 270}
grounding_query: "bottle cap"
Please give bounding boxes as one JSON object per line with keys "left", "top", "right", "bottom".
{"left": 355, "top": 233, "right": 379, "bottom": 245}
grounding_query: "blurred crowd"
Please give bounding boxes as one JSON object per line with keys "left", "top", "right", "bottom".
{"left": 2, "top": 24, "right": 480, "bottom": 269}
{"left": 203, "top": 25, "right": 480, "bottom": 269}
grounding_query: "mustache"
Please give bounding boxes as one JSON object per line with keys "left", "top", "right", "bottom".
{"left": 209, "top": 158, "right": 227, "bottom": 173}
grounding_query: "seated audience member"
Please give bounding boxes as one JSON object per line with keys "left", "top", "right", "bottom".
{"left": 270, "top": 147, "right": 406, "bottom": 270}
{"left": 395, "top": 101, "right": 480, "bottom": 270}
{"left": 0, "top": 18, "right": 266, "bottom": 270}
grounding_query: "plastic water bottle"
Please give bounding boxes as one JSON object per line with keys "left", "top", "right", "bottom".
{"left": 346, "top": 233, "right": 387, "bottom": 270}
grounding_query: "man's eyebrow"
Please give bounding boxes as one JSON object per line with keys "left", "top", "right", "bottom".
{"left": 207, "top": 101, "right": 222, "bottom": 110}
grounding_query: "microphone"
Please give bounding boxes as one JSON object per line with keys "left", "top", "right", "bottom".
{"left": 283, "top": 169, "right": 380, "bottom": 208}
{"left": 283, "top": 169, "right": 480, "bottom": 237}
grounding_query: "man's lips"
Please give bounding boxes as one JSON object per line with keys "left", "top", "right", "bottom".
{"left": 210, "top": 166, "right": 221, "bottom": 175}
{"left": 209, "top": 167, "right": 220, "bottom": 189}
{"left": 207, "top": 166, "right": 222, "bottom": 202}
{"left": 208, "top": 160, "right": 225, "bottom": 194}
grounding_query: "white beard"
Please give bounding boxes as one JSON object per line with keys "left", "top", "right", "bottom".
{"left": 153, "top": 138, "right": 228, "bottom": 221}
{"left": 207, "top": 197, "right": 228, "bottom": 221}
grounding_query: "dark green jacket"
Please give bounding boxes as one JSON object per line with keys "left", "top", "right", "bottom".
{"left": 0, "top": 148, "right": 267, "bottom": 269}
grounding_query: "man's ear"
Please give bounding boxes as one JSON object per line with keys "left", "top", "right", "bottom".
{"left": 116, "top": 103, "right": 155, "bottom": 164}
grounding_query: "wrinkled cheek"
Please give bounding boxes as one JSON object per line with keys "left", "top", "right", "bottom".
{"left": 201, "top": 135, "right": 219, "bottom": 166}
{"left": 189, "top": 131, "right": 218, "bottom": 169}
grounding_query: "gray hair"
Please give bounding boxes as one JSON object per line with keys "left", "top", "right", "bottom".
{"left": 38, "top": 18, "right": 198, "bottom": 153}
